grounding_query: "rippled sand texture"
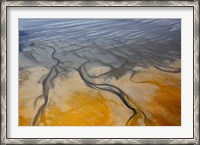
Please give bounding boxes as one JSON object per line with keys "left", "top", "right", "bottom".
{"left": 19, "top": 19, "right": 181, "bottom": 126}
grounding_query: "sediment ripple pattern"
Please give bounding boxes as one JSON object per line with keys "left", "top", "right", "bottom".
{"left": 19, "top": 19, "right": 181, "bottom": 125}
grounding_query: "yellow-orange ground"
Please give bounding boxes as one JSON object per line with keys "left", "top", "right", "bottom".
{"left": 19, "top": 65, "right": 181, "bottom": 126}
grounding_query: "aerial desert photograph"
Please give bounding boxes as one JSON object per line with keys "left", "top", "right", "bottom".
{"left": 19, "top": 19, "right": 181, "bottom": 126}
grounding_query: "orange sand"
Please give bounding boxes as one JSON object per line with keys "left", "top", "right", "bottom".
{"left": 37, "top": 91, "right": 113, "bottom": 126}
{"left": 19, "top": 66, "right": 181, "bottom": 126}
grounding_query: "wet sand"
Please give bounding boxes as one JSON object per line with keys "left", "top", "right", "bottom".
{"left": 19, "top": 19, "right": 181, "bottom": 126}
{"left": 19, "top": 65, "right": 180, "bottom": 126}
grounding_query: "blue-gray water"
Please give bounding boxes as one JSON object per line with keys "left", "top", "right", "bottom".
{"left": 19, "top": 19, "right": 181, "bottom": 125}
{"left": 19, "top": 19, "right": 181, "bottom": 70}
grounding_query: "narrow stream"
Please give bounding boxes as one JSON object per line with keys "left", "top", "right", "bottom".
{"left": 19, "top": 19, "right": 181, "bottom": 126}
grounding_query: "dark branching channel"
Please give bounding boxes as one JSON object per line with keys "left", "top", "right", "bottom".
{"left": 19, "top": 19, "right": 181, "bottom": 126}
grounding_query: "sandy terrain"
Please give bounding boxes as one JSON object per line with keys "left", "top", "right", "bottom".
{"left": 19, "top": 64, "right": 181, "bottom": 126}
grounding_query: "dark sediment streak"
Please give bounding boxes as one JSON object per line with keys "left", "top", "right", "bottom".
{"left": 19, "top": 19, "right": 181, "bottom": 125}
{"left": 32, "top": 44, "right": 60, "bottom": 125}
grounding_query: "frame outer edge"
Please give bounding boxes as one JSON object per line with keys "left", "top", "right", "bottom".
{"left": 1, "top": 1, "right": 199, "bottom": 144}
{"left": 1, "top": 1, "right": 7, "bottom": 145}
{"left": 194, "top": 1, "right": 199, "bottom": 145}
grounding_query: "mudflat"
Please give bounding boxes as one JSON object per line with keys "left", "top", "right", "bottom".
{"left": 19, "top": 19, "right": 181, "bottom": 126}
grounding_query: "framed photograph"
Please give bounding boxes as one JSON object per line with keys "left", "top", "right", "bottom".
{"left": 1, "top": 0, "right": 199, "bottom": 144}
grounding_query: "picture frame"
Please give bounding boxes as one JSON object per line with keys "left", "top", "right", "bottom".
{"left": 1, "top": 0, "right": 199, "bottom": 144}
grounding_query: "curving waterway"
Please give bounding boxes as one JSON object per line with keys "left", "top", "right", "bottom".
{"left": 19, "top": 19, "right": 181, "bottom": 126}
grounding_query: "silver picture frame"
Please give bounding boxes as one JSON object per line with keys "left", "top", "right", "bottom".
{"left": 1, "top": 0, "right": 199, "bottom": 144}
